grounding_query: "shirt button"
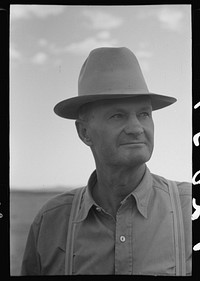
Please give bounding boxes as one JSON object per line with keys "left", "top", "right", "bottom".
{"left": 96, "top": 207, "right": 101, "bottom": 212}
{"left": 120, "top": 235, "right": 126, "bottom": 242}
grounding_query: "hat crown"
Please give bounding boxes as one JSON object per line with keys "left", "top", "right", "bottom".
{"left": 78, "top": 47, "right": 149, "bottom": 96}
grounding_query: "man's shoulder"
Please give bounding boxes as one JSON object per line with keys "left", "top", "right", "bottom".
{"left": 35, "top": 187, "right": 85, "bottom": 220}
{"left": 151, "top": 172, "right": 192, "bottom": 196}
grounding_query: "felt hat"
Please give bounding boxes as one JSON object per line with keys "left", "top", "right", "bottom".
{"left": 54, "top": 47, "right": 177, "bottom": 119}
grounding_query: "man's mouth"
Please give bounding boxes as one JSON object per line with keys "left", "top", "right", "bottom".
{"left": 120, "top": 142, "right": 145, "bottom": 146}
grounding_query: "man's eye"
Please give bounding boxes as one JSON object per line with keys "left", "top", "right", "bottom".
{"left": 111, "top": 113, "right": 124, "bottom": 119}
{"left": 138, "top": 112, "right": 150, "bottom": 118}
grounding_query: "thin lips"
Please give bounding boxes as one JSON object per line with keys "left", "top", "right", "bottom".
{"left": 120, "top": 141, "right": 145, "bottom": 145}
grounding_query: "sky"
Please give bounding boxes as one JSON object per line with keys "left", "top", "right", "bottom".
{"left": 10, "top": 5, "right": 192, "bottom": 189}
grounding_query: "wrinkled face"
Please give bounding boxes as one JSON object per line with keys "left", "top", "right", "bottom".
{"left": 78, "top": 97, "right": 154, "bottom": 169}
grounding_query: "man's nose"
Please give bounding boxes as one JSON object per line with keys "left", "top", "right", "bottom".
{"left": 124, "top": 115, "right": 144, "bottom": 136}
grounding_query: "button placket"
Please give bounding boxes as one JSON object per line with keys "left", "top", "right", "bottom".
{"left": 115, "top": 200, "right": 132, "bottom": 274}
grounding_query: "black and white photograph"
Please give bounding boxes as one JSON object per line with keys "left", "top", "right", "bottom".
{"left": 10, "top": 4, "right": 192, "bottom": 276}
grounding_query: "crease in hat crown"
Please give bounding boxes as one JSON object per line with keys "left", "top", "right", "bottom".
{"left": 78, "top": 47, "right": 149, "bottom": 95}
{"left": 54, "top": 46, "right": 177, "bottom": 119}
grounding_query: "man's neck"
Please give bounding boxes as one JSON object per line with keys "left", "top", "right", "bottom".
{"left": 92, "top": 164, "right": 146, "bottom": 218}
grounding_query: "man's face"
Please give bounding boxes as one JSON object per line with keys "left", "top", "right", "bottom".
{"left": 81, "top": 97, "right": 154, "bottom": 169}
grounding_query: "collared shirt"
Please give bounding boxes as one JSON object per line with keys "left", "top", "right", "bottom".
{"left": 21, "top": 167, "right": 192, "bottom": 275}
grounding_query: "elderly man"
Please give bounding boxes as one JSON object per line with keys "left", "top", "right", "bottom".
{"left": 21, "top": 47, "right": 192, "bottom": 276}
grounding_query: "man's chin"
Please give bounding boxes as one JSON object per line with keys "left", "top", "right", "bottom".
{"left": 120, "top": 152, "right": 152, "bottom": 167}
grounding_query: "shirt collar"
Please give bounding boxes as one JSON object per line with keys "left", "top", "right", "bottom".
{"left": 75, "top": 170, "right": 98, "bottom": 223}
{"left": 130, "top": 166, "right": 153, "bottom": 219}
{"left": 75, "top": 166, "right": 153, "bottom": 222}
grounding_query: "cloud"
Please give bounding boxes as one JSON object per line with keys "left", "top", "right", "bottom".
{"left": 64, "top": 37, "right": 118, "bottom": 55}
{"left": 96, "top": 31, "right": 111, "bottom": 39}
{"left": 137, "top": 6, "right": 184, "bottom": 32}
{"left": 82, "top": 9, "right": 123, "bottom": 30}
{"left": 47, "top": 31, "right": 118, "bottom": 56}
{"left": 38, "top": 38, "right": 48, "bottom": 47}
{"left": 157, "top": 7, "right": 184, "bottom": 31}
{"left": 10, "top": 5, "right": 65, "bottom": 21}
{"left": 31, "top": 52, "right": 48, "bottom": 65}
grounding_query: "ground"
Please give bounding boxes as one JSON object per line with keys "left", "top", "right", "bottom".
{"left": 10, "top": 188, "right": 70, "bottom": 276}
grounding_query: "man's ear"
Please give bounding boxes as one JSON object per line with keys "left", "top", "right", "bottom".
{"left": 75, "top": 120, "right": 92, "bottom": 146}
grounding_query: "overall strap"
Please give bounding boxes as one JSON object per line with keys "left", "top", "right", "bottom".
{"left": 65, "top": 187, "right": 85, "bottom": 275}
{"left": 168, "top": 180, "right": 186, "bottom": 276}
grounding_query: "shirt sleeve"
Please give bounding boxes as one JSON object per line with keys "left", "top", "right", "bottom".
{"left": 20, "top": 215, "right": 42, "bottom": 275}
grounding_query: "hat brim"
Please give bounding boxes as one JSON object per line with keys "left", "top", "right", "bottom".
{"left": 54, "top": 92, "right": 177, "bottom": 119}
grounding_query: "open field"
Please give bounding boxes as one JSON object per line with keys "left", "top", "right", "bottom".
{"left": 10, "top": 188, "right": 71, "bottom": 276}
